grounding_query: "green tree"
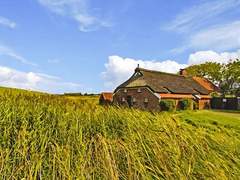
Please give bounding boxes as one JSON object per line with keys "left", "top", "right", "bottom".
{"left": 185, "top": 59, "right": 240, "bottom": 96}
{"left": 221, "top": 59, "right": 240, "bottom": 96}
{"left": 185, "top": 62, "right": 222, "bottom": 85}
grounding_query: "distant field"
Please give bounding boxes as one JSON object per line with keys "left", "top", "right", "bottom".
{"left": 0, "top": 87, "right": 239, "bottom": 179}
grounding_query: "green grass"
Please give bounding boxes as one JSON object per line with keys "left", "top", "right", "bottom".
{"left": 178, "top": 110, "right": 240, "bottom": 131}
{"left": 0, "top": 87, "right": 240, "bottom": 179}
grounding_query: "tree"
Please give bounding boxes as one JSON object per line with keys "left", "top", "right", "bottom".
{"left": 185, "top": 62, "right": 222, "bottom": 85}
{"left": 184, "top": 59, "right": 240, "bottom": 96}
{"left": 221, "top": 59, "right": 240, "bottom": 96}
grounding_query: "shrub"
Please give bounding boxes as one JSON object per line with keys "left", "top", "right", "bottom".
{"left": 193, "top": 101, "right": 199, "bottom": 110}
{"left": 179, "top": 99, "right": 192, "bottom": 110}
{"left": 160, "top": 100, "right": 176, "bottom": 111}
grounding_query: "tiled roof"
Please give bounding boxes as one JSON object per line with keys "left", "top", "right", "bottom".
{"left": 159, "top": 93, "right": 211, "bottom": 99}
{"left": 159, "top": 94, "right": 194, "bottom": 99}
{"left": 100, "top": 92, "right": 113, "bottom": 101}
{"left": 193, "top": 77, "right": 218, "bottom": 92}
{"left": 115, "top": 68, "right": 210, "bottom": 95}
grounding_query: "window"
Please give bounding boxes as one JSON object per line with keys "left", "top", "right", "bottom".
{"left": 133, "top": 72, "right": 142, "bottom": 77}
{"left": 133, "top": 98, "right": 136, "bottom": 103}
{"left": 122, "top": 97, "right": 126, "bottom": 102}
{"left": 144, "top": 101, "right": 148, "bottom": 108}
{"left": 127, "top": 96, "right": 133, "bottom": 107}
{"left": 124, "top": 89, "right": 127, "bottom": 93}
{"left": 137, "top": 88, "right": 141, "bottom": 93}
{"left": 144, "top": 98, "right": 148, "bottom": 108}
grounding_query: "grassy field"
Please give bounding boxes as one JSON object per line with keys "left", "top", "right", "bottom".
{"left": 178, "top": 110, "right": 240, "bottom": 132}
{"left": 0, "top": 87, "right": 239, "bottom": 179}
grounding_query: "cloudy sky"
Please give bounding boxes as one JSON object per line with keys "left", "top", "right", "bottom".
{"left": 0, "top": 0, "right": 240, "bottom": 93}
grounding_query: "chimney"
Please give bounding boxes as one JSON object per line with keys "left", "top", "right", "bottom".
{"left": 179, "top": 69, "right": 188, "bottom": 76}
{"left": 135, "top": 64, "right": 140, "bottom": 72}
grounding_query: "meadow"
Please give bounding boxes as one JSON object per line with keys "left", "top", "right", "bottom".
{"left": 0, "top": 87, "right": 240, "bottom": 179}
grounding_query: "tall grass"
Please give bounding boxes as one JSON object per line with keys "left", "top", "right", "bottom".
{"left": 0, "top": 88, "right": 239, "bottom": 179}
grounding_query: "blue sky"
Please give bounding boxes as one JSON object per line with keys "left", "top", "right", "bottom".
{"left": 0, "top": 0, "right": 240, "bottom": 93}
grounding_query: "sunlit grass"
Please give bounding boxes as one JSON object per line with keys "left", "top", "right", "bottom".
{"left": 178, "top": 110, "right": 240, "bottom": 131}
{"left": 0, "top": 87, "right": 239, "bottom": 179}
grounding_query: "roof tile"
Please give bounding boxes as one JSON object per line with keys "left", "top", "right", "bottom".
{"left": 115, "top": 68, "right": 211, "bottom": 95}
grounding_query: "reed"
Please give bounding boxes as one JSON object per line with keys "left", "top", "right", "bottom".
{"left": 0, "top": 88, "right": 239, "bottom": 179}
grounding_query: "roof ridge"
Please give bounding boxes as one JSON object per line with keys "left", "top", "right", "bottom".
{"left": 114, "top": 67, "right": 210, "bottom": 95}
{"left": 114, "top": 70, "right": 142, "bottom": 92}
{"left": 136, "top": 67, "right": 185, "bottom": 77}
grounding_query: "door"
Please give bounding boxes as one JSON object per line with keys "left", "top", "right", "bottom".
{"left": 127, "top": 96, "right": 133, "bottom": 107}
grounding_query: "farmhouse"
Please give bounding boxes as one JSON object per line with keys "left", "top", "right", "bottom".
{"left": 112, "top": 66, "right": 217, "bottom": 110}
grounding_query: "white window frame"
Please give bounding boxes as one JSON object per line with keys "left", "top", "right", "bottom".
{"left": 133, "top": 97, "right": 136, "bottom": 102}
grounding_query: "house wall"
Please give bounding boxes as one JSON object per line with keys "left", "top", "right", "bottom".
{"left": 113, "top": 87, "right": 160, "bottom": 111}
{"left": 160, "top": 98, "right": 211, "bottom": 110}
{"left": 198, "top": 99, "right": 211, "bottom": 110}
{"left": 160, "top": 98, "right": 195, "bottom": 110}
{"left": 113, "top": 87, "right": 211, "bottom": 111}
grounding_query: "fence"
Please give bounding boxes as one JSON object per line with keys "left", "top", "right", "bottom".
{"left": 211, "top": 97, "right": 240, "bottom": 110}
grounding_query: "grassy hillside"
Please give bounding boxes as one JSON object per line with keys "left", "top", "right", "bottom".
{"left": 0, "top": 88, "right": 239, "bottom": 179}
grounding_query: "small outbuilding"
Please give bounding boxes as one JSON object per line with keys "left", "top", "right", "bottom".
{"left": 99, "top": 92, "right": 113, "bottom": 105}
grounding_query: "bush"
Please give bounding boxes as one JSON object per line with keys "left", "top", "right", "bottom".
{"left": 193, "top": 101, "right": 199, "bottom": 110}
{"left": 160, "top": 100, "right": 176, "bottom": 111}
{"left": 179, "top": 99, "right": 192, "bottom": 110}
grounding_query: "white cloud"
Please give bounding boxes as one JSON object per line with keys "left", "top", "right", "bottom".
{"left": 188, "top": 21, "right": 240, "bottom": 51}
{"left": 0, "top": 65, "right": 81, "bottom": 93}
{"left": 101, "top": 55, "right": 187, "bottom": 89}
{"left": 0, "top": 45, "right": 37, "bottom": 66}
{"left": 188, "top": 50, "right": 240, "bottom": 65}
{"left": 165, "top": 0, "right": 240, "bottom": 53}
{"left": 102, "top": 50, "right": 240, "bottom": 90}
{"left": 0, "top": 16, "right": 16, "bottom": 29}
{"left": 0, "top": 45, "right": 81, "bottom": 93}
{"left": 165, "top": 0, "right": 240, "bottom": 33}
{"left": 38, "top": 0, "right": 111, "bottom": 32}
{"left": 171, "top": 21, "right": 240, "bottom": 53}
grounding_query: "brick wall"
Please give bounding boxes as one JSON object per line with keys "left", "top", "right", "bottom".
{"left": 198, "top": 99, "right": 211, "bottom": 110}
{"left": 113, "top": 87, "right": 160, "bottom": 111}
{"left": 113, "top": 87, "right": 212, "bottom": 111}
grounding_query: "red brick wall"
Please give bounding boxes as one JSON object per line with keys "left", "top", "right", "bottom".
{"left": 198, "top": 99, "right": 211, "bottom": 110}
{"left": 113, "top": 87, "right": 160, "bottom": 111}
{"left": 113, "top": 87, "right": 211, "bottom": 111}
